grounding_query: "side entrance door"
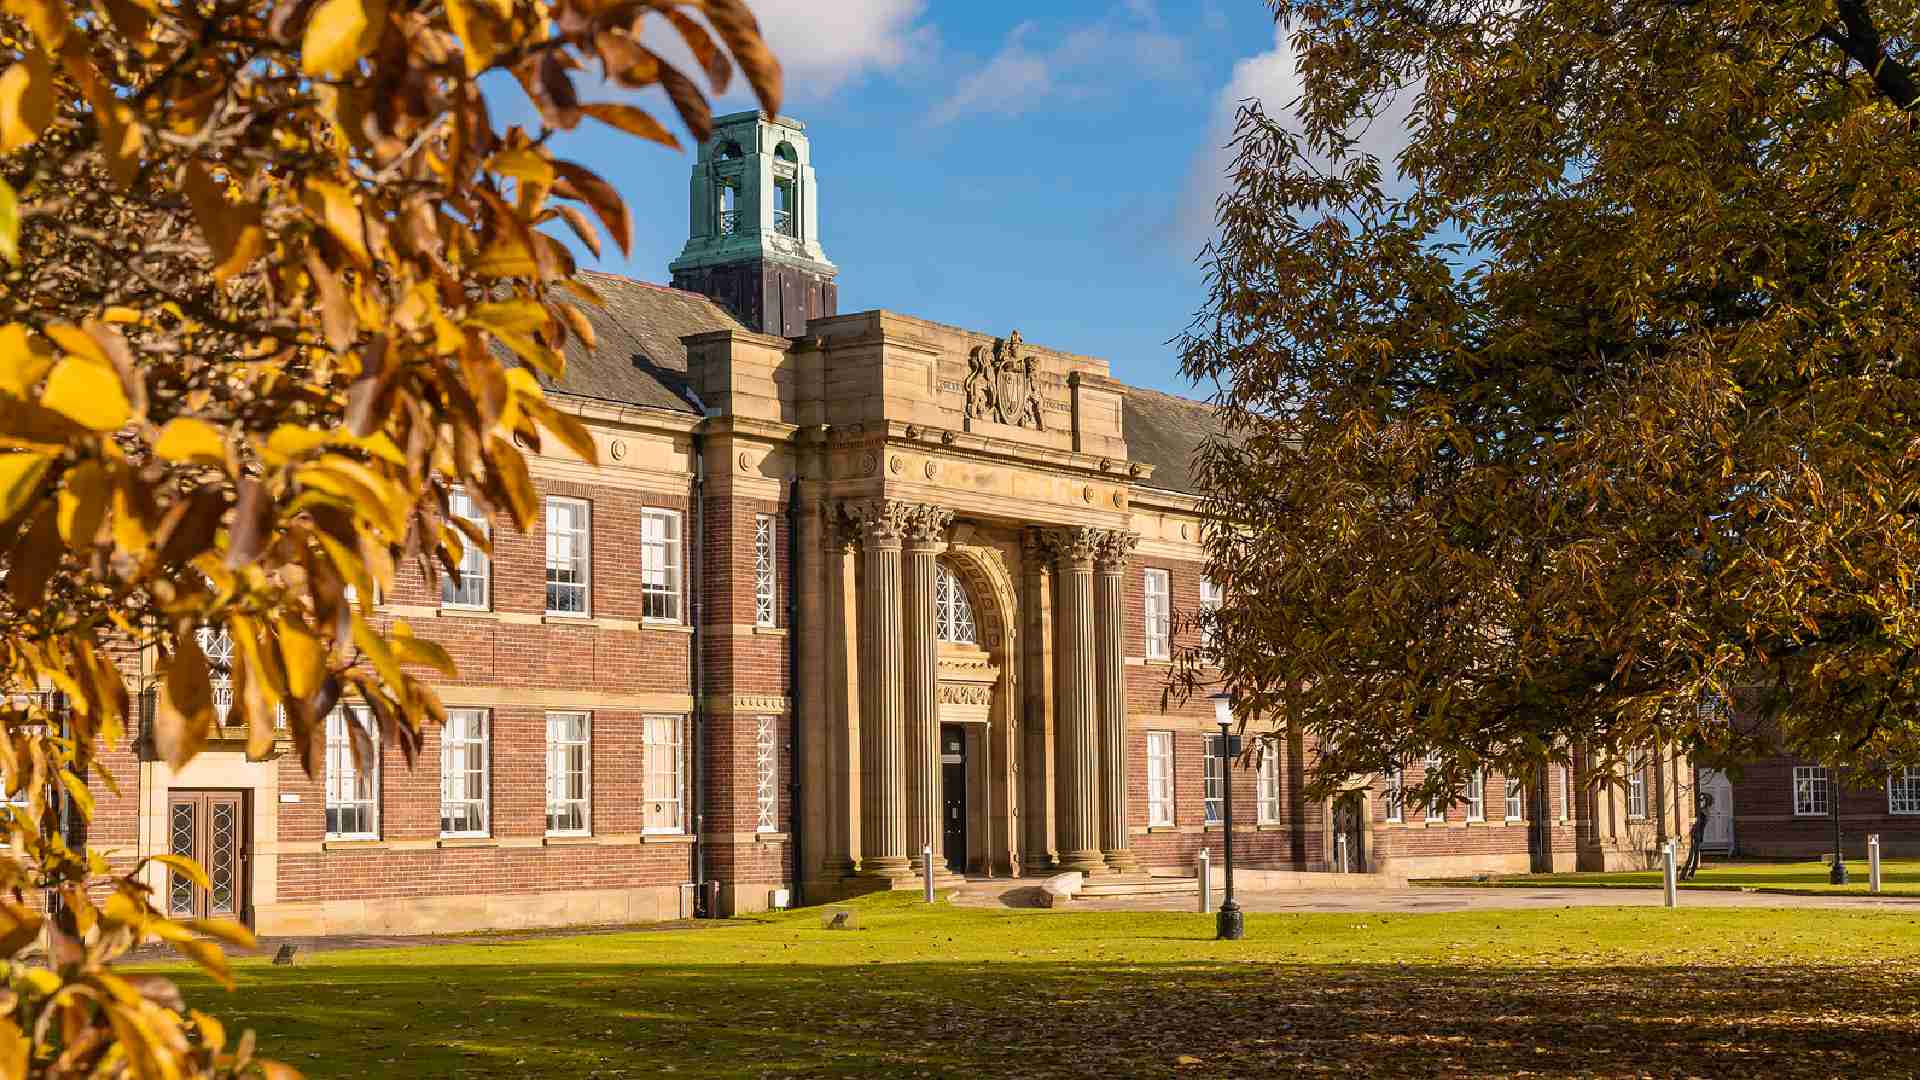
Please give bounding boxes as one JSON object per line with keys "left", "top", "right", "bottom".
{"left": 166, "top": 791, "right": 249, "bottom": 924}
{"left": 1698, "top": 769, "right": 1735, "bottom": 853}
{"left": 1331, "top": 792, "right": 1366, "bottom": 872}
{"left": 941, "top": 724, "right": 967, "bottom": 875}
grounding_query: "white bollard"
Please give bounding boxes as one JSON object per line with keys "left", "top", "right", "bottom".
{"left": 1870, "top": 834, "right": 1883, "bottom": 894}
{"left": 1662, "top": 840, "right": 1678, "bottom": 908}
{"left": 923, "top": 844, "right": 935, "bottom": 903}
{"left": 1197, "top": 848, "right": 1212, "bottom": 913}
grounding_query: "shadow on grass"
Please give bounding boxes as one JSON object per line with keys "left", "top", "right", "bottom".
{"left": 194, "top": 958, "right": 1920, "bottom": 1079}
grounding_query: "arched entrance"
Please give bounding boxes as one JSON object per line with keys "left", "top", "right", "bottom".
{"left": 937, "top": 543, "right": 1023, "bottom": 876}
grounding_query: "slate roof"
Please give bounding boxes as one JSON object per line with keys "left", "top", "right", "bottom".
{"left": 1121, "top": 386, "right": 1222, "bottom": 496}
{"left": 539, "top": 270, "right": 745, "bottom": 414}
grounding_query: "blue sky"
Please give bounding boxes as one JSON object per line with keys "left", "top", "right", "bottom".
{"left": 491, "top": 1, "right": 1303, "bottom": 398}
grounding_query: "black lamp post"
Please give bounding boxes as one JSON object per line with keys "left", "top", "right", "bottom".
{"left": 1830, "top": 764, "right": 1849, "bottom": 885}
{"left": 1212, "top": 692, "right": 1244, "bottom": 940}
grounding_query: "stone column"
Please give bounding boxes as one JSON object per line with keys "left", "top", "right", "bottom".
{"left": 1020, "top": 527, "right": 1059, "bottom": 871}
{"left": 847, "top": 501, "right": 911, "bottom": 880}
{"left": 824, "top": 508, "right": 861, "bottom": 878}
{"left": 1094, "top": 530, "right": 1140, "bottom": 874}
{"left": 1046, "top": 527, "right": 1106, "bottom": 875}
{"left": 902, "top": 505, "right": 953, "bottom": 876}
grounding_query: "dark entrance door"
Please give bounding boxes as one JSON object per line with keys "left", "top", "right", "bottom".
{"left": 166, "top": 791, "right": 248, "bottom": 923}
{"left": 1332, "top": 792, "right": 1366, "bottom": 872}
{"left": 1527, "top": 776, "right": 1555, "bottom": 872}
{"left": 941, "top": 724, "right": 966, "bottom": 875}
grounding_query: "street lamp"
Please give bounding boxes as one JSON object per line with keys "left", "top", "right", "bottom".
{"left": 1212, "top": 692, "right": 1244, "bottom": 941}
{"left": 1830, "top": 763, "right": 1849, "bottom": 885}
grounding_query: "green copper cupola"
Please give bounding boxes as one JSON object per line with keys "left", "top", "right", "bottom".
{"left": 668, "top": 111, "right": 838, "bottom": 338}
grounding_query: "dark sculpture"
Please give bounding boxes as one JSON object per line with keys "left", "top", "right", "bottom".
{"left": 1679, "top": 789, "right": 1712, "bottom": 880}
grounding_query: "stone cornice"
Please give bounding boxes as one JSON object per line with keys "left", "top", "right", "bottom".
{"left": 838, "top": 499, "right": 950, "bottom": 547}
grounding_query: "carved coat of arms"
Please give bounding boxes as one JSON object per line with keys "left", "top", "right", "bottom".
{"left": 964, "top": 330, "right": 1045, "bottom": 430}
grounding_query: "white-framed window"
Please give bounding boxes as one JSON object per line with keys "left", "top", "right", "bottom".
{"left": 1793, "top": 765, "right": 1829, "bottom": 817}
{"left": 1891, "top": 767, "right": 1920, "bottom": 816}
{"left": 1558, "top": 764, "right": 1572, "bottom": 822}
{"left": 1256, "top": 742, "right": 1282, "bottom": 825}
{"left": 935, "top": 562, "right": 978, "bottom": 644}
{"left": 1627, "top": 751, "right": 1650, "bottom": 820}
{"left": 1146, "top": 731, "right": 1175, "bottom": 827}
{"left": 439, "top": 708, "right": 490, "bottom": 837}
{"left": 1383, "top": 764, "right": 1405, "bottom": 823}
{"left": 441, "top": 487, "right": 490, "bottom": 609}
{"left": 324, "top": 707, "right": 379, "bottom": 839}
{"left": 1465, "top": 769, "right": 1486, "bottom": 822}
{"left": 545, "top": 496, "right": 591, "bottom": 616}
{"left": 644, "top": 714, "right": 687, "bottom": 833}
{"left": 641, "top": 509, "right": 684, "bottom": 622}
{"left": 545, "top": 711, "right": 591, "bottom": 835}
{"left": 754, "top": 515, "right": 777, "bottom": 628}
{"left": 1203, "top": 733, "right": 1226, "bottom": 825}
{"left": 1424, "top": 752, "right": 1446, "bottom": 822}
{"left": 1143, "top": 568, "right": 1171, "bottom": 659}
{"left": 755, "top": 715, "right": 778, "bottom": 833}
{"left": 1504, "top": 776, "right": 1525, "bottom": 821}
{"left": 1198, "top": 577, "right": 1224, "bottom": 653}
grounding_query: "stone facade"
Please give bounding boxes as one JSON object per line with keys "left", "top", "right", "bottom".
{"left": 73, "top": 117, "right": 1693, "bottom": 936}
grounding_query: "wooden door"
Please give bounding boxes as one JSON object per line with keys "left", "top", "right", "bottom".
{"left": 166, "top": 791, "right": 248, "bottom": 923}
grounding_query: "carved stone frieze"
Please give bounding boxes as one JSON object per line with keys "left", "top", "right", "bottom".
{"left": 938, "top": 682, "right": 993, "bottom": 707}
{"left": 963, "top": 330, "right": 1045, "bottom": 430}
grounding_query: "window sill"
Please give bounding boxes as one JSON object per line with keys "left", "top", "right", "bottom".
{"left": 641, "top": 832, "right": 696, "bottom": 845}
{"left": 755, "top": 831, "right": 789, "bottom": 843}
{"left": 437, "top": 607, "right": 498, "bottom": 621}
{"left": 438, "top": 836, "right": 496, "bottom": 848}
{"left": 753, "top": 626, "right": 788, "bottom": 637}
{"left": 1146, "top": 824, "right": 1177, "bottom": 833}
{"left": 643, "top": 620, "right": 694, "bottom": 634}
{"left": 1255, "top": 823, "right": 1285, "bottom": 832}
{"left": 322, "top": 839, "right": 387, "bottom": 851}
{"left": 543, "top": 834, "right": 600, "bottom": 847}
{"left": 542, "top": 613, "right": 594, "bottom": 624}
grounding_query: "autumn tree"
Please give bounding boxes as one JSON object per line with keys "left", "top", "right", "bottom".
{"left": 0, "top": 0, "right": 778, "bottom": 1074}
{"left": 1181, "top": 0, "right": 1920, "bottom": 801}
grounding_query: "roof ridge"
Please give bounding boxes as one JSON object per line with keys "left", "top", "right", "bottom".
{"left": 575, "top": 269, "right": 728, "bottom": 306}
{"left": 1122, "top": 382, "right": 1218, "bottom": 409}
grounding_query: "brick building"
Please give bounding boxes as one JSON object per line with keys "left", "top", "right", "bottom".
{"left": 1704, "top": 758, "right": 1920, "bottom": 859}
{"left": 89, "top": 112, "right": 1686, "bottom": 935}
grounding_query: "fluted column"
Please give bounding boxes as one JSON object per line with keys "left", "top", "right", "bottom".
{"left": 1046, "top": 527, "right": 1106, "bottom": 875}
{"left": 847, "top": 501, "right": 911, "bottom": 880}
{"left": 903, "top": 505, "right": 953, "bottom": 876}
{"left": 1094, "top": 530, "right": 1140, "bottom": 873}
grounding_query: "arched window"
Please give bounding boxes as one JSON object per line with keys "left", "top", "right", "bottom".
{"left": 774, "top": 141, "right": 798, "bottom": 162}
{"left": 935, "top": 563, "right": 977, "bottom": 644}
{"left": 716, "top": 140, "right": 743, "bottom": 161}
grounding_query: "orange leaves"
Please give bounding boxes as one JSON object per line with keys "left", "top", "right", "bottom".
{"left": 183, "top": 164, "right": 264, "bottom": 283}
{"left": 301, "top": 178, "right": 370, "bottom": 265}
{"left": 446, "top": 0, "right": 508, "bottom": 77}
{"left": 154, "top": 631, "right": 214, "bottom": 769}
{"left": 582, "top": 102, "right": 679, "bottom": 148}
{"left": 0, "top": 47, "right": 54, "bottom": 153}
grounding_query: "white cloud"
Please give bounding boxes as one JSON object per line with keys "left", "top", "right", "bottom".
{"left": 929, "top": 4, "right": 1193, "bottom": 125}
{"left": 748, "top": 0, "right": 936, "bottom": 100}
{"left": 1169, "top": 25, "right": 1420, "bottom": 252}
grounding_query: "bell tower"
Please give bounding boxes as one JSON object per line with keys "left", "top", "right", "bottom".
{"left": 669, "top": 112, "right": 838, "bottom": 338}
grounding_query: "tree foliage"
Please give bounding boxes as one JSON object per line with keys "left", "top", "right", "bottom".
{"left": 0, "top": 0, "right": 778, "bottom": 1073}
{"left": 1182, "top": 0, "right": 1920, "bottom": 799}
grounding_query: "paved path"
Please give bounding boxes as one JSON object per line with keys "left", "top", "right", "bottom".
{"left": 1056, "top": 885, "right": 1920, "bottom": 914}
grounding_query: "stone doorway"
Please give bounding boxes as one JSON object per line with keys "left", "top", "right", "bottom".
{"left": 166, "top": 789, "right": 249, "bottom": 924}
{"left": 1332, "top": 792, "right": 1367, "bottom": 873}
{"left": 941, "top": 724, "right": 967, "bottom": 874}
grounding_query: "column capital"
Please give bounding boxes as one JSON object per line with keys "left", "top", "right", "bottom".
{"left": 1092, "top": 529, "right": 1139, "bottom": 571}
{"left": 1039, "top": 526, "right": 1102, "bottom": 570}
{"left": 839, "top": 500, "right": 952, "bottom": 548}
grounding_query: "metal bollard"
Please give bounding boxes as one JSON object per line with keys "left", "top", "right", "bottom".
{"left": 1198, "top": 848, "right": 1212, "bottom": 913}
{"left": 1662, "top": 840, "right": 1678, "bottom": 908}
{"left": 923, "top": 845, "right": 935, "bottom": 903}
{"left": 1870, "top": 834, "right": 1883, "bottom": 894}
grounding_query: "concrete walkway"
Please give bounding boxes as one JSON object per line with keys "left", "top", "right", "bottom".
{"left": 1054, "top": 885, "right": 1920, "bottom": 914}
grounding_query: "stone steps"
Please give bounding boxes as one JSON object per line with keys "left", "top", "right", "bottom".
{"left": 1077, "top": 877, "right": 1202, "bottom": 898}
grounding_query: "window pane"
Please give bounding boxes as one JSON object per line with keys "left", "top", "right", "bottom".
{"left": 546, "top": 712, "right": 591, "bottom": 834}
{"left": 325, "top": 708, "right": 379, "bottom": 838}
{"left": 546, "top": 498, "right": 590, "bottom": 614}
{"left": 1147, "top": 732, "right": 1174, "bottom": 827}
{"left": 1203, "top": 734, "right": 1224, "bottom": 824}
{"left": 756, "top": 716, "right": 778, "bottom": 832}
{"left": 642, "top": 511, "right": 683, "bottom": 621}
{"left": 440, "top": 709, "right": 489, "bottom": 836}
{"left": 443, "top": 489, "right": 490, "bottom": 608}
{"left": 1144, "top": 570, "right": 1171, "bottom": 659}
{"left": 644, "top": 715, "right": 686, "bottom": 832}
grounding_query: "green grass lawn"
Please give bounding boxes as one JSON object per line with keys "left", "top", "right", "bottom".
{"left": 133, "top": 892, "right": 1920, "bottom": 1079}
{"left": 1438, "top": 857, "right": 1920, "bottom": 895}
